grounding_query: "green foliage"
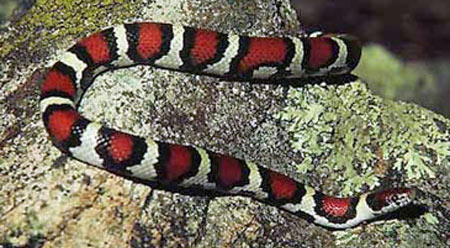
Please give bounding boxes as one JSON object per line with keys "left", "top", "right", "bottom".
{"left": 354, "top": 45, "right": 436, "bottom": 100}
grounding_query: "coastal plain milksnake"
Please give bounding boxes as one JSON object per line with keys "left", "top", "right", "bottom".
{"left": 39, "top": 22, "right": 415, "bottom": 229}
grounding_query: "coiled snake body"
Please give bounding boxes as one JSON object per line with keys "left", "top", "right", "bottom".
{"left": 40, "top": 22, "right": 415, "bottom": 229}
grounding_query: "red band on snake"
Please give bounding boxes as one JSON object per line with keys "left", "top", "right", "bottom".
{"left": 39, "top": 22, "right": 415, "bottom": 229}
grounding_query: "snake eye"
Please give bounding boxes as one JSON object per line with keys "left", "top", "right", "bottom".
{"left": 391, "top": 194, "right": 399, "bottom": 203}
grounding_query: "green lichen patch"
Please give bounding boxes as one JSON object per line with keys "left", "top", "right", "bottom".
{"left": 381, "top": 100, "right": 450, "bottom": 180}
{"left": 276, "top": 79, "right": 449, "bottom": 195}
{"left": 0, "top": 0, "right": 144, "bottom": 68}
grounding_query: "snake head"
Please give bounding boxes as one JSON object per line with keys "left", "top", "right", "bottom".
{"left": 366, "top": 188, "right": 416, "bottom": 214}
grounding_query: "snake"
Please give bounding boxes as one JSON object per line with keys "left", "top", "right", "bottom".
{"left": 39, "top": 22, "right": 415, "bottom": 229}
